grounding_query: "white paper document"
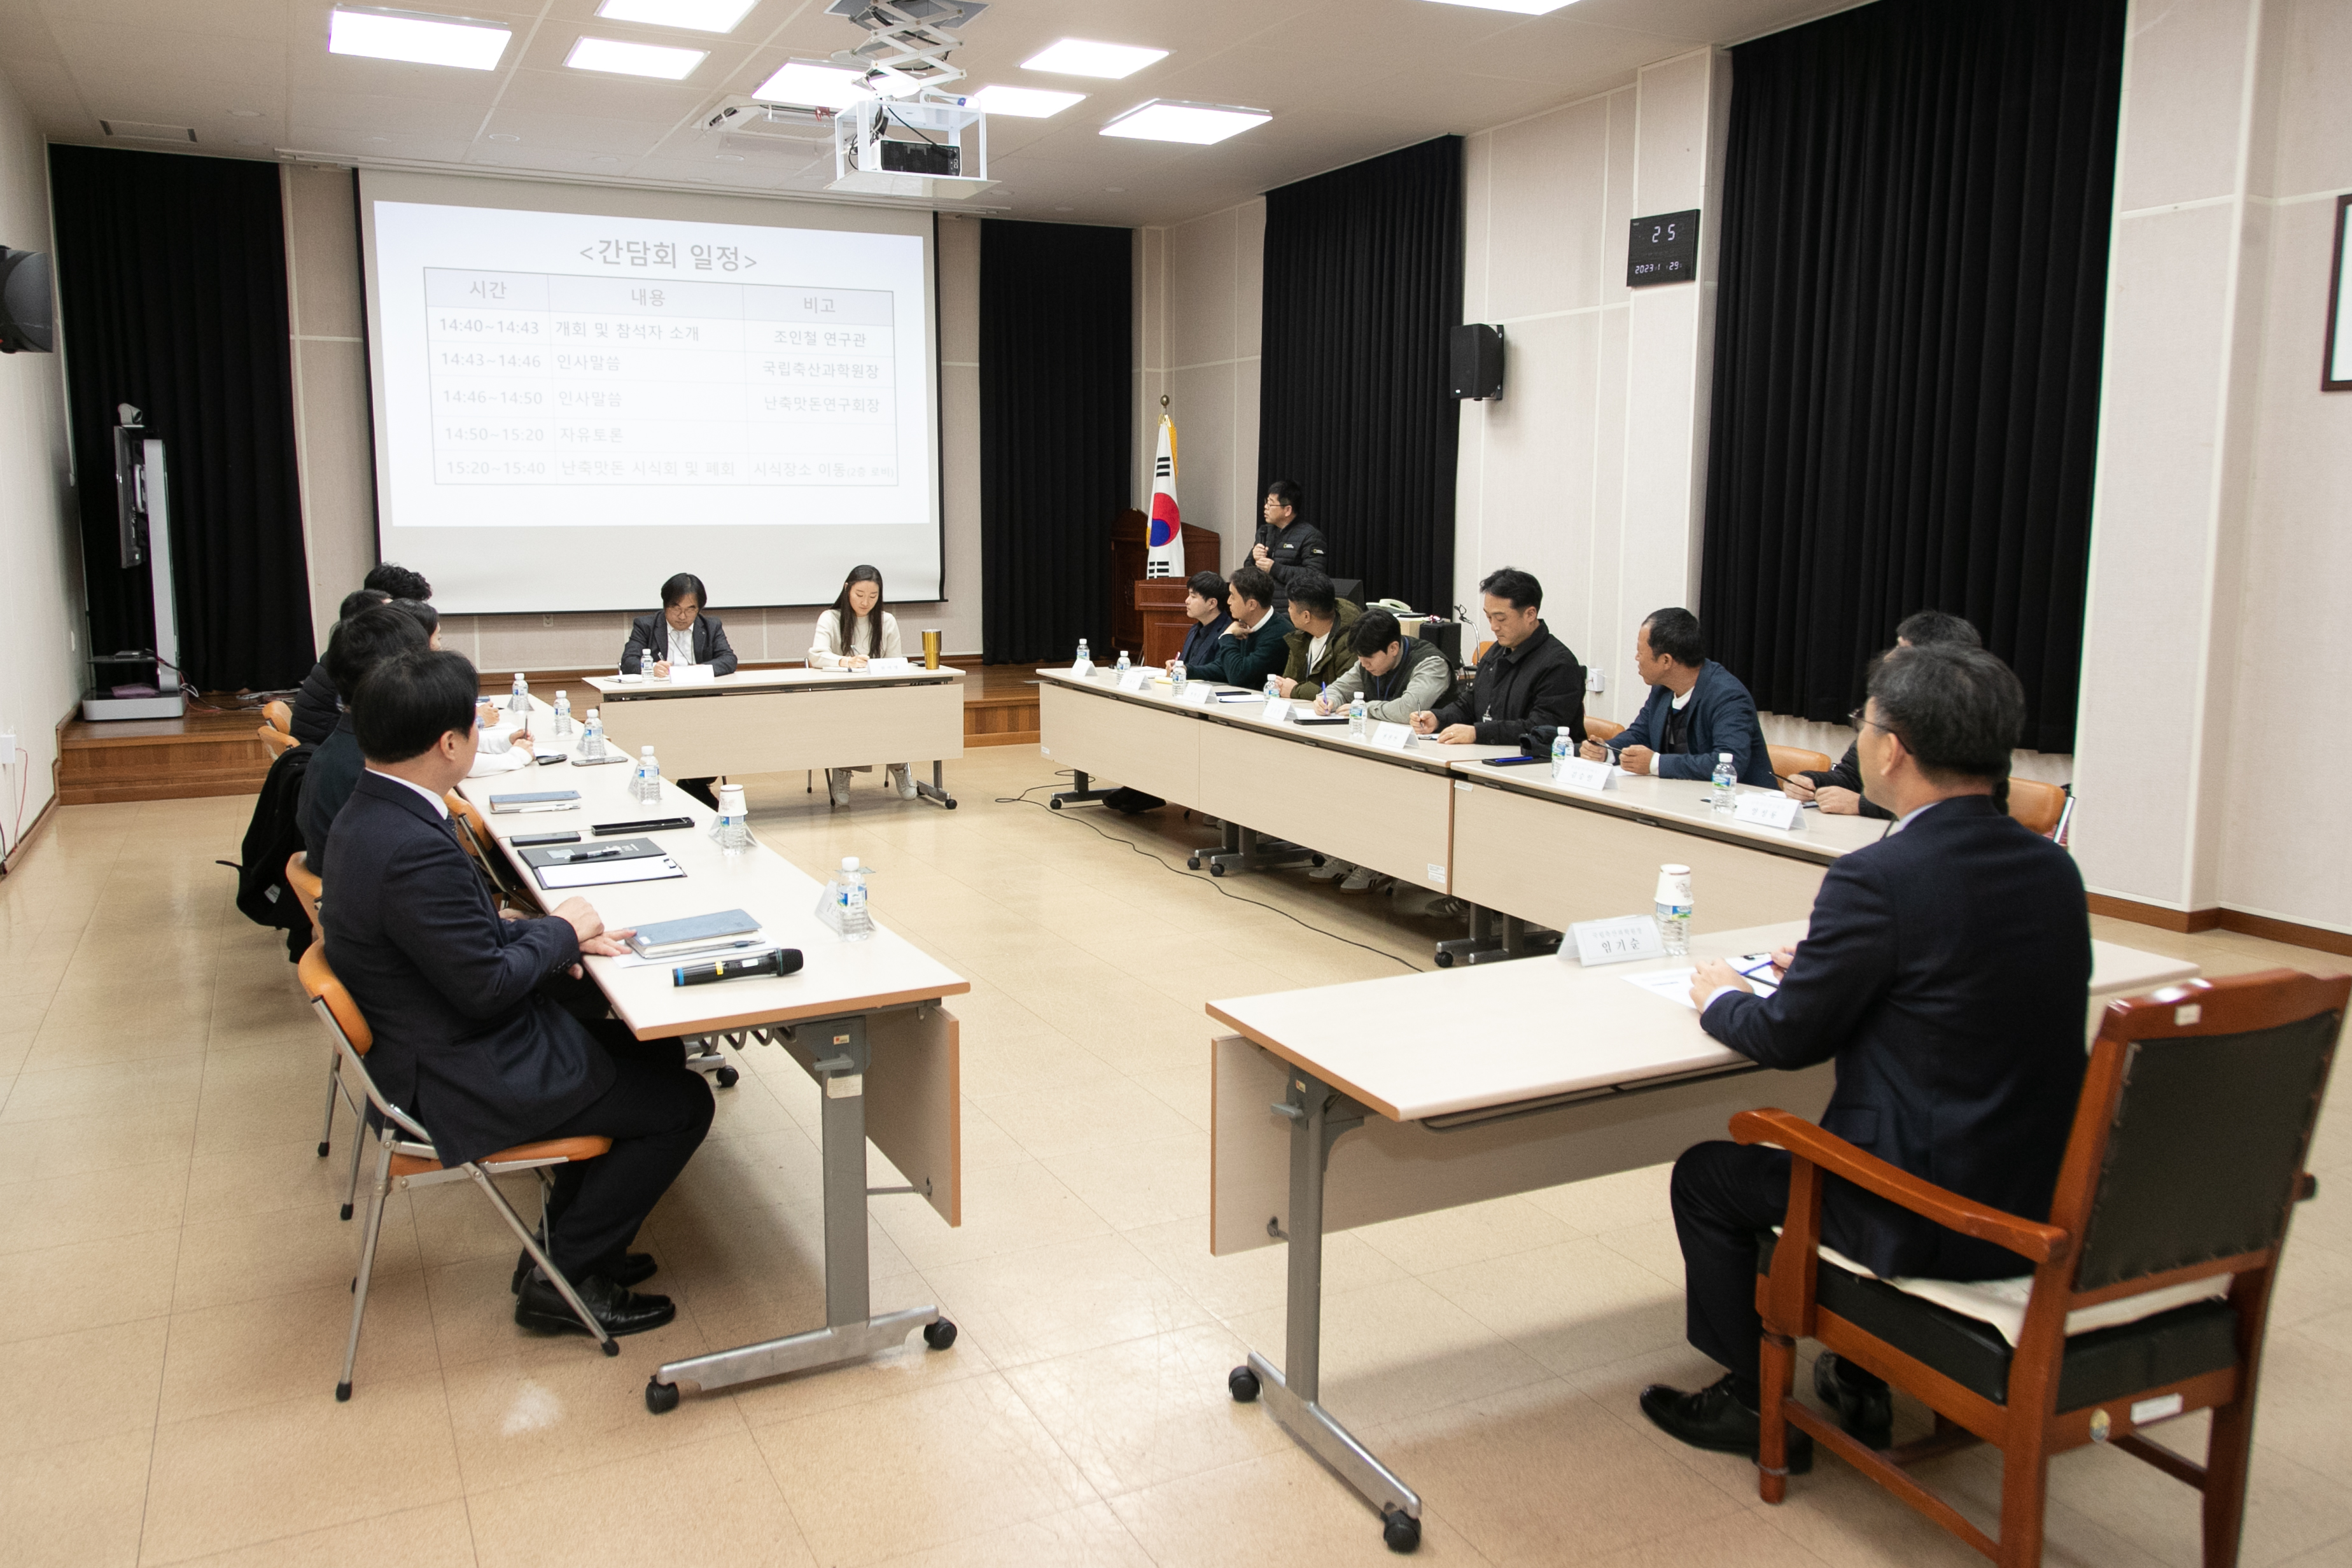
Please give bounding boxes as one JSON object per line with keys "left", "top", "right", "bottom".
{"left": 536, "top": 855, "right": 685, "bottom": 890}
{"left": 1622, "top": 956, "right": 1782, "bottom": 1010}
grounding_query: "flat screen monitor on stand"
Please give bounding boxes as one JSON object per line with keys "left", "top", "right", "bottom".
{"left": 81, "top": 406, "right": 185, "bottom": 722}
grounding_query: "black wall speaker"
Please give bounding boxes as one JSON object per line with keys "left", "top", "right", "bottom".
{"left": 0, "top": 246, "right": 53, "bottom": 354}
{"left": 1450, "top": 322, "right": 1502, "bottom": 400}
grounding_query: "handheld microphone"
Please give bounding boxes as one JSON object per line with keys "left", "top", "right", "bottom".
{"left": 673, "top": 948, "right": 802, "bottom": 987}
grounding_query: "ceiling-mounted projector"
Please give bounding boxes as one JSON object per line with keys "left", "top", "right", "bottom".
{"left": 831, "top": 94, "right": 994, "bottom": 200}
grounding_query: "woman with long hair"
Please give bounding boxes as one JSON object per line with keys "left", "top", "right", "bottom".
{"left": 808, "top": 565, "right": 914, "bottom": 805}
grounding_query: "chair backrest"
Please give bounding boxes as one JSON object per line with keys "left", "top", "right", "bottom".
{"left": 2055, "top": 969, "right": 2346, "bottom": 1295}
{"left": 1586, "top": 717, "right": 1625, "bottom": 745}
{"left": 1768, "top": 744, "right": 1833, "bottom": 778}
{"left": 258, "top": 722, "right": 300, "bottom": 757}
{"left": 297, "top": 941, "right": 374, "bottom": 1054}
{"left": 284, "top": 851, "right": 323, "bottom": 934}
{"left": 2008, "top": 777, "right": 2068, "bottom": 837}
{"left": 264, "top": 699, "right": 293, "bottom": 736}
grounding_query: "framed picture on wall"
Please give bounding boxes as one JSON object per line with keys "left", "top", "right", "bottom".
{"left": 2326, "top": 193, "right": 2352, "bottom": 391}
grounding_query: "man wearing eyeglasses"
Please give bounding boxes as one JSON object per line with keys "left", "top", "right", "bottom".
{"left": 1635, "top": 643, "right": 2091, "bottom": 1473}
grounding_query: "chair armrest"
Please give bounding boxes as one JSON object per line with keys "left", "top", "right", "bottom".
{"left": 1732, "top": 1109, "right": 2069, "bottom": 1266}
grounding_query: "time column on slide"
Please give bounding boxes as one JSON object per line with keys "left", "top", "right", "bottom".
{"left": 424, "top": 268, "right": 554, "bottom": 484}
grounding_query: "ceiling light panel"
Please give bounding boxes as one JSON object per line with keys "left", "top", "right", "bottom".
{"left": 1020, "top": 39, "right": 1167, "bottom": 79}
{"left": 1419, "top": 0, "right": 1582, "bottom": 13}
{"left": 752, "top": 60, "right": 871, "bottom": 109}
{"left": 566, "top": 36, "right": 707, "bottom": 78}
{"left": 328, "top": 7, "right": 512, "bottom": 70}
{"left": 1100, "top": 100, "right": 1268, "bottom": 145}
{"left": 596, "top": 0, "right": 759, "bottom": 32}
{"left": 967, "top": 85, "right": 1084, "bottom": 118}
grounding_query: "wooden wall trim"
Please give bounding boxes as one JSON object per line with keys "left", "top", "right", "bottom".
{"left": 2087, "top": 892, "right": 2352, "bottom": 958}
{"left": 2085, "top": 893, "right": 2222, "bottom": 932}
{"left": 2216, "top": 909, "right": 2352, "bottom": 959}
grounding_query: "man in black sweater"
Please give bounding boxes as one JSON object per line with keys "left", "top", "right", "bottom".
{"left": 1641, "top": 644, "right": 2090, "bottom": 1469}
{"left": 1410, "top": 566, "right": 1584, "bottom": 751}
{"left": 296, "top": 604, "right": 429, "bottom": 876}
{"left": 1785, "top": 610, "right": 1995, "bottom": 820}
{"left": 1251, "top": 479, "right": 1327, "bottom": 612}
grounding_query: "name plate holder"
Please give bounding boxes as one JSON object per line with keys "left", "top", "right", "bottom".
{"left": 1556, "top": 757, "right": 1618, "bottom": 793}
{"left": 1070, "top": 661, "right": 1094, "bottom": 680}
{"left": 1263, "top": 696, "right": 1292, "bottom": 723}
{"left": 1116, "top": 666, "right": 1151, "bottom": 692}
{"left": 1179, "top": 683, "right": 1214, "bottom": 706}
{"left": 865, "top": 657, "right": 913, "bottom": 675}
{"left": 1568, "top": 914, "right": 1665, "bottom": 967}
{"left": 669, "top": 663, "right": 717, "bottom": 685}
{"left": 1369, "top": 722, "right": 1418, "bottom": 752}
{"left": 1732, "top": 793, "right": 1804, "bottom": 831}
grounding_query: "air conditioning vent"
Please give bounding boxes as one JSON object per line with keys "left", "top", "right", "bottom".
{"left": 100, "top": 120, "right": 197, "bottom": 143}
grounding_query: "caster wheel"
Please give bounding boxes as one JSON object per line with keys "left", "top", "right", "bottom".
{"left": 715, "top": 1067, "right": 740, "bottom": 1088}
{"left": 1382, "top": 1508, "right": 1421, "bottom": 1553}
{"left": 1186, "top": 854, "right": 1201, "bottom": 870}
{"left": 946, "top": 799, "right": 959, "bottom": 810}
{"left": 645, "top": 1378, "right": 680, "bottom": 1414}
{"left": 1228, "top": 1365, "right": 1261, "bottom": 1403}
{"left": 923, "top": 1318, "right": 958, "bottom": 1350}
{"left": 601, "top": 1340, "right": 619, "bottom": 1357}
{"left": 1209, "top": 863, "right": 1226, "bottom": 878}
{"left": 335, "top": 1380, "right": 351, "bottom": 1403}
{"left": 317, "top": 1140, "right": 330, "bottom": 1158}
{"left": 340, "top": 1203, "right": 354, "bottom": 1221}
{"left": 1049, "top": 799, "right": 1063, "bottom": 811}
{"left": 1434, "top": 951, "right": 1454, "bottom": 968}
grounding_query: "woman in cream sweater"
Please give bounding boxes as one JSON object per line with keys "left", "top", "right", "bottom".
{"left": 809, "top": 564, "right": 914, "bottom": 805}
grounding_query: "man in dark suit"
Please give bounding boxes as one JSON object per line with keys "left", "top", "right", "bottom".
{"left": 296, "top": 603, "right": 428, "bottom": 877}
{"left": 290, "top": 588, "right": 389, "bottom": 745}
{"left": 1640, "top": 643, "right": 2090, "bottom": 1468}
{"left": 619, "top": 572, "right": 738, "bottom": 678}
{"left": 325, "top": 648, "right": 713, "bottom": 1338}
{"left": 1583, "top": 607, "right": 1773, "bottom": 787}
{"left": 1784, "top": 610, "right": 2006, "bottom": 819}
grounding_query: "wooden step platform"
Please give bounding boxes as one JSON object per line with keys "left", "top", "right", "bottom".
{"left": 56, "top": 664, "right": 1047, "bottom": 804}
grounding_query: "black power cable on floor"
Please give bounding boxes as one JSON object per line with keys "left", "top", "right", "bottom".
{"left": 991, "top": 775, "right": 1426, "bottom": 974}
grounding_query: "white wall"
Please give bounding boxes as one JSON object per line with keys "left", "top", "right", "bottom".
{"left": 1135, "top": 199, "right": 1264, "bottom": 578}
{"left": 284, "top": 176, "right": 988, "bottom": 668}
{"left": 1453, "top": 51, "right": 1728, "bottom": 729}
{"left": 0, "top": 70, "right": 81, "bottom": 862}
{"left": 2073, "top": 0, "right": 2352, "bottom": 935}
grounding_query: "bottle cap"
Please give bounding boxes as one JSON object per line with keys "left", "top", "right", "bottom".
{"left": 1719, "top": 752, "right": 1733, "bottom": 762}
{"left": 641, "top": 745, "right": 655, "bottom": 755}
{"left": 841, "top": 856, "right": 860, "bottom": 871}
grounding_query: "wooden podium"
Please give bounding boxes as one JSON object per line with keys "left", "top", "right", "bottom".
{"left": 1110, "top": 508, "right": 1219, "bottom": 666}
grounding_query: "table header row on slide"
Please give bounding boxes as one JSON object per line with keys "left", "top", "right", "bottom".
{"left": 423, "top": 268, "right": 895, "bottom": 325}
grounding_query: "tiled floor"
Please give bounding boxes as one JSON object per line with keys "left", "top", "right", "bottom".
{"left": 2, "top": 746, "right": 2348, "bottom": 1567}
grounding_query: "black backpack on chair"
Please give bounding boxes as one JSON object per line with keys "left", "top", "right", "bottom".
{"left": 224, "top": 743, "right": 316, "bottom": 960}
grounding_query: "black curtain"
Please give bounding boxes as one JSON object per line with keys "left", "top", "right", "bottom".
{"left": 978, "top": 220, "right": 1131, "bottom": 663}
{"left": 1258, "top": 136, "right": 1462, "bottom": 614}
{"left": 1698, "top": 0, "right": 2124, "bottom": 754}
{"left": 49, "top": 145, "right": 313, "bottom": 693}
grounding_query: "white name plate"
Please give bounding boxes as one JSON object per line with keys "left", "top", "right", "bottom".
{"left": 1179, "top": 683, "right": 1213, "bottom": 706}
{"left": 1569, "top": 914, "right": 1665, "bottom": 967}
{"left": 1732, "top": 793, "right": 1803, "bottom": 831}
{"left": 1117, "top": 666, "right": 1151, "bottom": 692}
{"left": 1263, "top": 696, "right": 1291, "bottom": 722}
{"left": 865, "top": 657, "right": 913, "bottom": 675}
{"left": 670, "top": 663, "right": 716, "bottom": 685}
{"left": 1070, "top": 661, "right": 1093, "bottom": 679}
{"left": 1556, "top": 757, "right": 1618, "bottom": 792}
{"left": 1370, "top": 722, "right": 1418, "bottom": 752}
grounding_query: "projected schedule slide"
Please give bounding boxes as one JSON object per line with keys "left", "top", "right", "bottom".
{"left": 425, "top": 270, "right": 896, "bottom": 487}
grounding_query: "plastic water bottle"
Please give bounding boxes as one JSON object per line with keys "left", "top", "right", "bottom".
{"left": 580, "top": 708, "right": 605, "bottom": 760}
{"left": 641, "top": 647, "right": 659, "bottom": 680}
{"left": 1074, "top": 637, "right": 1091, "bottom": 671}
{"left": 711, "top": 783, "right": 752, "bottom": 850}
{"left": 1115, "top": 649, "right": 1130, "bottom": 675}
{"left": 1349, "top": 692, "right": 1368, "bottom": 738}
{"left": 837, "top": 856, "right": 874, "bottom": 941}
{"left": 1262, "top": 674, "right": 1284, "bottom": 719}
{"left": 1552, "top": 728, "right": 1572, "bottom": 781}
{"left": 1170, "top": 659, "right": 1187, "bottom": 693}
{"left": 633, "top": 745, "right": 662, "bottom": 804}
{"left": 551, "top": 690, "right": 572, "bottom": 737}
{"left": 1655, "top": 863, "right": 1693, "bottom": 958}
{"left": 507, "top": 672, "right": 529, "bottom": 719}
{"left": 1711, "top": 752, "right": 1738, "bottom": 809}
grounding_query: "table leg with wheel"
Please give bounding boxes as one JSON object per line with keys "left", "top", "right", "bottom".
{"left": 1049, "top": 769, "right": 1119, "bottom": 810}
{"left": 647, "top": 1012, "right": 956, "bottom": 1411}
{"left": 915, "top": 760, "right": 958, "bottom": 809}
{"left": 1202, "top": 823, "right": 1314, "bottom": 878}
{"left": 1228, "top": 1068, "right": 1423, "bottom": 1553}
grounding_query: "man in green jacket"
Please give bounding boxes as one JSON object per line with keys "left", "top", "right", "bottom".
{"left": 1190, "top": 564, "right": 1292, "bottom": 689}
{"left": 1274, "top": 571, "right": 1362, "bottom": 704}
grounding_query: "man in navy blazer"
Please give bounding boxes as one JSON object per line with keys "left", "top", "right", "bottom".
{"left": 1639, "top": 643, "right": 2089, "bottom": 1468}
{"left": 324, "top": 648, "right": 712, "bottom": 1340}
{"left": 1583, "top": 608, "right": 1774, "bottom": 787}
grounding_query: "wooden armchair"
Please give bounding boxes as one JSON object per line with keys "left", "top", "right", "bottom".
{"left": 1741, "top": 967, "right": 2346, "bottom": 1567}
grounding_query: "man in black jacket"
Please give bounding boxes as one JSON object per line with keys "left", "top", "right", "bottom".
{"left": 1786, "top": 610, "right": 1987, "bottom": 820}
{"left": 297, "top": 604, "right": 428, "bottom": 876}
{"left": 619, "top": 573, "right": 739, "bottom": 678}
{"left": 325, "top": 649, "right": 710, "bottom": 1338}
{"left": 289, "top": 588, "right": 389, "bottom": 745}
{"left": 1251, "top": 480, "right": 1327, "bottom": 611}
{"left": 1640, "top": 643, "right": 2091, "bottom": 1468}
{"left": 1410, "top": 566, "right": 1584, "bottom": 750}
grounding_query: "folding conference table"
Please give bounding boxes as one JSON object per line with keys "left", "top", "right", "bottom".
{"left": 456, "top": 713, "right": 970, "bottom": 1411}
{"left": 1204, "top": 926, "right": 2201, "bottom": 1551}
